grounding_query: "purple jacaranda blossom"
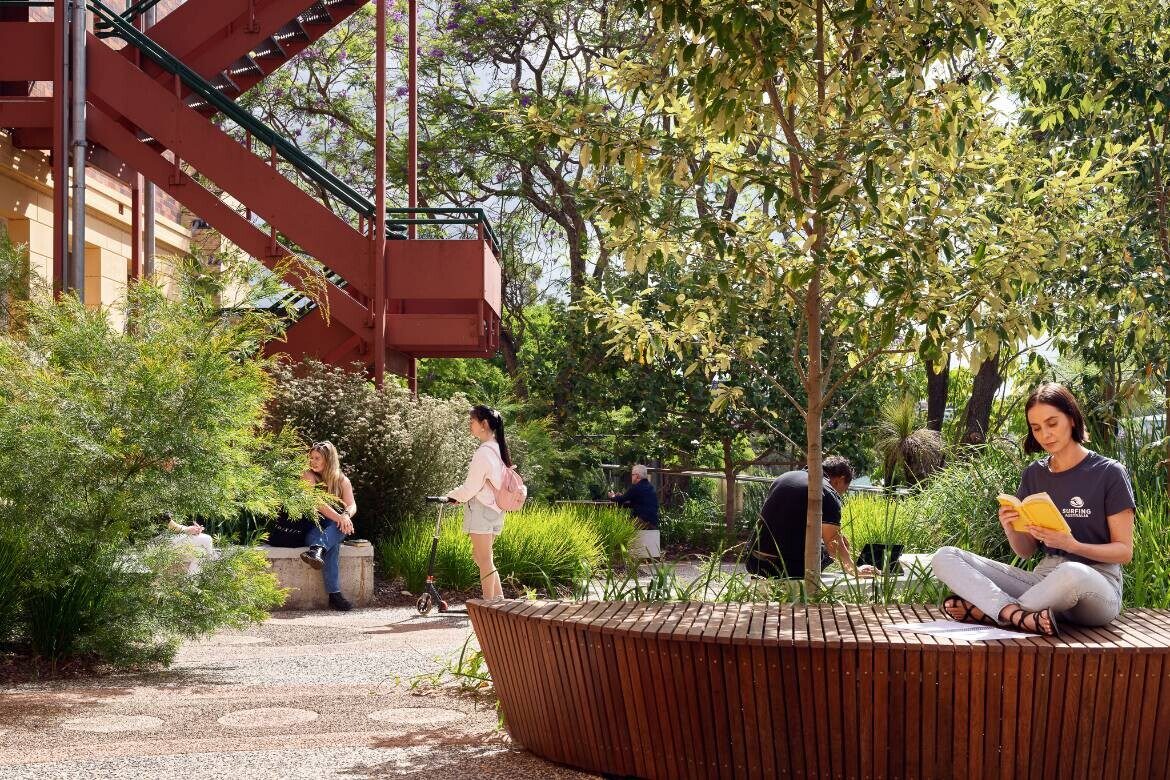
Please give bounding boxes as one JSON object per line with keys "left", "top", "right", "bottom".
{"left": 338, "top": 50, "right": 348, "bottom": 62}
{"left": 430, "top": 47, "right": 445, "bottom": 58}
{"left": 391, "top": 10, "right": 404, "bottom": 20}
{"left": 462, "top": 49, "right": 475, "bottom": 62}
{"left": 446, "top": 19, "right": 460, "bottom": 29}
{"left": 393, "top": 33, "right": 405, "bottom": 44}
{"left": 519, "top": 94, "right": 531, "bottom": 107}
{"left": 563, "top": 88, "right": 576, "bottom": 99}
{"left": 475, "top": 15, "right": 486, "bottom": 24}
{"left": 396, "top": 86, "right": 410, "bottom": 97}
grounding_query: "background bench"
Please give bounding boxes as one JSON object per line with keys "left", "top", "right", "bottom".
{"left": 261, "top": 543, "right": 374, "bottom": 609}
{"left": 467, "top": 601, "right": 1170, "bottom": 780}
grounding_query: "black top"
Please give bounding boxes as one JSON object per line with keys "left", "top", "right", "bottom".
{"left": 612, "top": 479, "right": 660, "bottom": 529}
{"left": 1017, "top": 451, "right": 1136, "bottom": 565}
{"left": 749, "top": 470, "right": 843, "bottom": 579}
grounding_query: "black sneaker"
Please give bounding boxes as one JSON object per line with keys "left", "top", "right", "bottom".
{"left": 299, "top": 545, "right": 325, "bottom": 570}
{"left": 328, "top": 591, "right": 353, "bottom": 611}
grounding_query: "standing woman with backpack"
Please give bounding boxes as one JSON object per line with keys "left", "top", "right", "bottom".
{"left": 445, "top": 405, "right": 521, "bottom": 600}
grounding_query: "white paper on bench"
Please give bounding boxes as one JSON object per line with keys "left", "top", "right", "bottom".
{"left": 888, "top": 620, "right": 1032, "bottom": 642}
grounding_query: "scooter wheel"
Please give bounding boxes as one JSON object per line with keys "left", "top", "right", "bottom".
{"left": 417, "top": 593, "right": 433, "bottom": 615}
{"left": 438, "top": 600, "right": 449, "bottom": 612}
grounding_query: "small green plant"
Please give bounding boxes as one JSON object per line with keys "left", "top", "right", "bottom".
{"left": 661, "top": 493, "right": 745, "bottom": 551}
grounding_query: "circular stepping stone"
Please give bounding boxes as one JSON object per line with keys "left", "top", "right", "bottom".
{"left": 367, "top": 707, "right": 466, "bottom": 726}
{"left": 61, "top": 715, "right": 164, "bottom": 733}
{"left": 192, "top": 635, "right": 268, "bottom": 647}
{"left": 218, "top": 707, "right": 318, "bottom": 728}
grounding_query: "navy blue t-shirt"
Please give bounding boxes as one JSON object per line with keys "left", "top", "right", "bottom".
{"left": 1016, "top": 451, "right": 1136, "bottom": 564}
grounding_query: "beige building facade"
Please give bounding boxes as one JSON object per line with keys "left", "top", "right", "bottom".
{"left": 0, "top": 131, "right": 191, "bottom": 325}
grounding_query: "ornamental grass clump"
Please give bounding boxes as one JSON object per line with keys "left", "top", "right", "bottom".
{"left": 0, "top": 255, "right": 316, "bottom": 667}
{"left": 381, "top": 503, "right": 627, "bottom": 594}
{"left": 269, "top": 360, "right": 475, "bottom": 545}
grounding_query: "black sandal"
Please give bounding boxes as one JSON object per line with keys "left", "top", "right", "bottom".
{"left": 1003, "top": 604, "right": 1060, "bottom": 637}
{"left": 942, "top": 594, "right": 997, "bottom": 626}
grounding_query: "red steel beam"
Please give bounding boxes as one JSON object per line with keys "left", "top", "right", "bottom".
{"left": 85, "top": 35, "right": 374, "bottom": 298}
{"left": 88, "top": 103, "right": 374, "bottom": 341}
{"left": 0, "top": 22, "right": 53, "bottom": 81}
{"left": 373, "top": 0, "right": 386, "bottom": 384}
{"left": 0, "top": 96, "right": 52, "bottom": 127}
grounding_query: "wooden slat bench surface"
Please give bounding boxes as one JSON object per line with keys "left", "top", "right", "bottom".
{"left": 466, "top": 601, "right": 1170, "bottom": 780}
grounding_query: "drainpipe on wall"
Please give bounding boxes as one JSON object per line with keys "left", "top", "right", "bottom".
{"left": 52, "top": 0, "right": 69, "bottom": 296}
{"left": 68, "top": 0, "right": 86, "bottom": 300}
{"left": 143, "top": 3, "right": 156, "bottom": 277}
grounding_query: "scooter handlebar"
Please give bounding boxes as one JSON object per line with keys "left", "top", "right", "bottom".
{"left": 426, "top": 496, "right": 457, "bottom": 504}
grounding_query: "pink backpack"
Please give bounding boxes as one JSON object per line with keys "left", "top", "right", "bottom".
{"left": 487, "top": 447, "right": 527, "bottom": 511}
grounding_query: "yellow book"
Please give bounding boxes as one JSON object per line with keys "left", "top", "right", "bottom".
{"left": 997, "top": 492, "right": 1072, "bottom": 534}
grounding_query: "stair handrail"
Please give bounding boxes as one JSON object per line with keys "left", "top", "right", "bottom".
{"left": 88, "top": 0, "right": 375, "bottom": 217}
{"left": 93, "top": 0, "right": 166, "bottom": 37}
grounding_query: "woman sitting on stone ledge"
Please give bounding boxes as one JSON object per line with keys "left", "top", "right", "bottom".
{"left": 267, "top": 441, "right": 358, "bottom": 611}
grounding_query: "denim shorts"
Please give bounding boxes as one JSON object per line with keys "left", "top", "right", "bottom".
{"left": 463, "top": 498, "right": 504, "bottom": 536}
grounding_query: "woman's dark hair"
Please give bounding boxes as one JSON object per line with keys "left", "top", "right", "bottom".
{"left": 471, "top": 405, "right": 511, "bottom": 466}
{"left": 1023, "top": 383, "right": 1088, "bottom": 454}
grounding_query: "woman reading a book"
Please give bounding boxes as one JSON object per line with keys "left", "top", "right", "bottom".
{"left": 932, "top": 383, "right": 1136, "bottom": 636}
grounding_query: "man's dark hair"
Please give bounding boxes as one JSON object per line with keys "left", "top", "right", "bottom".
{"left": 1023, "top": 383, "right": 1089, "bottom": 454}
{"left": 822, "top": 455, "right": 854, "bottom": 482}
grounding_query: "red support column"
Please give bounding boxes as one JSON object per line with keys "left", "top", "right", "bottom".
{"left": 407, "top": 0, "right": 417, "bottom": 238}
{"left": 373, "top": 0, "right": 388, "bottom": 385}
{"left": 52, "top": 0, "right": 69, "bottom": 296}
{"left": 130, "top": 176, "right": 142, "bottom": 280}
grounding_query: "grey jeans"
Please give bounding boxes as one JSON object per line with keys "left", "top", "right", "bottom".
{"left": 932, "top": 546, "right": 1123, "bottom": 626}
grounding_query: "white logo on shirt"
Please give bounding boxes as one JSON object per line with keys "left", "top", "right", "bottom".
{"left": 1070, "top": 496, "right": 1084, "bottom": 508}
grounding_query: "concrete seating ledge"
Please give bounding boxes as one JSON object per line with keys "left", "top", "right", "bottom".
{"left": 260, "top": 542, "right": 375, "bottom": 610}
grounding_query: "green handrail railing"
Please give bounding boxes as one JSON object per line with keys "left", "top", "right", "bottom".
{"left": 93, "top": 0, "right": 165, "bottom": 37}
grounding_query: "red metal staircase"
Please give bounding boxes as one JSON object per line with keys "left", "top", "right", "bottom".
{"left": 0, "top": 0, "right": 501, "bottom": 376}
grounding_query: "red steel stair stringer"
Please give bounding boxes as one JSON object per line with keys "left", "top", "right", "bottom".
{"left": 86, "top": 33, "right": 374, "bottom": 299}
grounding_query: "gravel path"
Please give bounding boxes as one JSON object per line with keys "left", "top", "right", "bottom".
{"left": 0, "top": 605, "right": 597, "bottom": 779}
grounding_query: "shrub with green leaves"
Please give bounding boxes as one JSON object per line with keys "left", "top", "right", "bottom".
{"left": 0, "top": 257, "right": 315, "bottom": 666}
{"left": 901, "top": 443, "right": 1026, "bottom": 558}
{"left": 269, "top": 360, "right": 475, "bottom": 544}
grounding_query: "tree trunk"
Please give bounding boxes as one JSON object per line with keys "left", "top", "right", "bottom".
{"left": 721, "top": 437, "right": 737, "bottom": 533}
{"left": 499, "top": 325, "right": 526, "bottom": 400}
{"left": 962, "top": 351, "right": 1002, "bottom": 445}
{"left": 925, "top": 354, "right": 950, "bottom": 432}
{"left": 803, "top": 275, "right": 824, "bottom": 595}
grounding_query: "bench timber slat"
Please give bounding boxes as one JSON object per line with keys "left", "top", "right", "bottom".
{"left": 466, "top": 600, "right": 1170, "bottom": 780}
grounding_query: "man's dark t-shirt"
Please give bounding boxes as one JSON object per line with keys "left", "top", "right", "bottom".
{"left": 749, "top": 470, "right": 843, "bottom": 579}
{"left": 613, "top": 479, "right": 660, "bottom": 529}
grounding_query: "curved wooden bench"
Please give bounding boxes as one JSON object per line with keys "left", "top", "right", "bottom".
{"left": 466, "top": 601, "right": 1170, "bottom": 779}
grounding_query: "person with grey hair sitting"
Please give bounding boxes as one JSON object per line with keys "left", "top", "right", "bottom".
{"left": 609, "top": 464, "right": 661, "bottom": 558}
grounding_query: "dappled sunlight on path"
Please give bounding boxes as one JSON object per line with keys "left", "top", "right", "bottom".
{"left": 0, "top": 605, "right": 596, "bottom": 779}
